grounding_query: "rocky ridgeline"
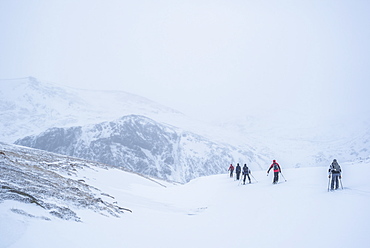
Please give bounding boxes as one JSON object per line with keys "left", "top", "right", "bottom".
{"left": 0, "top": 142, "right": 132, "bottom": 222}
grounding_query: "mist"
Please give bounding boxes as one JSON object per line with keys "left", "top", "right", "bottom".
{"left": 1, "top": 0, "right": 369, "bottom": 130}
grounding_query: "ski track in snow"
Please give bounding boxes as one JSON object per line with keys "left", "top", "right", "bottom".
{"left": 1, "top": 160, "right": 369, "bottom": 248}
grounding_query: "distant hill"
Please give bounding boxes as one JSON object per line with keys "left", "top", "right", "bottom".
{"left": 0, "top": 77, "right": 183, "bottom": 143}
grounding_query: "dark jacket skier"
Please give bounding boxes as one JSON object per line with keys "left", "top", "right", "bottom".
{"left": 235, "top": 163, "right": 241, "bottom": 180}
{"left": 267, "top": 160, "right": 281, "bottom": 184}
{"left": 328, "top": 159, "right": 342, "bottom": 190}
{"left": 242, "top": 164, "right": 251, "bottom": 185}
{"left": 228, "top": 164, "right": 234, "bottom": 178}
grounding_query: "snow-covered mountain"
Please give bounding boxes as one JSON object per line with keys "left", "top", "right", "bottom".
{"left": 15, "top": 115, "right": 266, "bottom": 183}
{"left": 0, "top": 77, "right": 183, "bottom": 143}
{"left": 1, "top": 141, "right": 370, "bottom": 248}
{"left": 2, "top": 77, "right": 369, "bottom": 178}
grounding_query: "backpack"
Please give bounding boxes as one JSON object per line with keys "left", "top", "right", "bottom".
{"left": 273, "top": 163, "right": 279, "bottom": 171}
{"left": 331, "top": 162, "right": 341, "bottom": 172}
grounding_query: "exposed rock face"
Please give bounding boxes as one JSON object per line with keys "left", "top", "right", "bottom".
{"left": 16, "top": 115, "right": 263, "bottom": 183}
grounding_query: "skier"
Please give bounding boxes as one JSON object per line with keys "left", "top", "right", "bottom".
{"left": 242, "top": 164, "right": 251, "bottom": 185}
{"left": 267, "top": 160, "right": 281, "bottom": 184}
{"left": 328, "top": 159, "right": 342, "bottom": 190}
{"left": 228, "top": 164, "right": 234, "bottom": 178}
{"left": 235, "top": 163, "right": 241, "bottom": 180}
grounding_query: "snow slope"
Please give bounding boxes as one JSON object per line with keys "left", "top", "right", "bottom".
{"left": 1, "top": 142, "right": 369, "bottom": 248}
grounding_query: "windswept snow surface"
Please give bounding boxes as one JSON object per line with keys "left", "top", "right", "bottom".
{"left": 1, "top": 160, "right": 370, "bottom": 248}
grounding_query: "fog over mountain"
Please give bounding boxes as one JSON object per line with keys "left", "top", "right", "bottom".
{"left": 1, "top": 77, "right": 369, "bottom": 181}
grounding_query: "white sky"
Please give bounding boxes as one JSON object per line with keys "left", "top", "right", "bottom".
{"left": 1, "top": 0, "right": 370, "bottom": 125}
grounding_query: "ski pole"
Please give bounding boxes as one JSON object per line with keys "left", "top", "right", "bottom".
{"left": 238, "top": 173, "right": 245, "bottom": 186}
{"left": 339, "top": 177, "right": 344, "bottom": 190}
{"left": 280, "top": 172, "right": 287, "bottom": 182}
{"left": 327, "top": 176, "right": 331, "bottom": 192}
{"left": 250, "top": 173, "right": 258, "bottom": 183}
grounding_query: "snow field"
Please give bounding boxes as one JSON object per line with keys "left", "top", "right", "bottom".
{"left": 2, "top": 161, "right": 370, "bottom": 248}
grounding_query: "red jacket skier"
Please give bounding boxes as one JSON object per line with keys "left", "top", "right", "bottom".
{"left": 267, "top": 160, "right": 281, "bottom": 184}
{"left": 228, "top": 164, "right": 234, "bottom": 178}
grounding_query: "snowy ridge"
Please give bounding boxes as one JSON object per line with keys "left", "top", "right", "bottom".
{"left": 0, "top": 77, "right": 183, "bottom": 143}
{"left": 0, "top": 142, "right": 153, "bottom": 223}
{"left": 15, "top": 115, "right": 267, "bottom": 183}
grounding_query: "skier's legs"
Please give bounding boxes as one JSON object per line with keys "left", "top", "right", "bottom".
{"left": 331, "top": 174, "right": 337, "bottom": 190}
{"left": 273, "top": 172, "right": 279, "bottom": 183}
{"left": 331, "top": 174, "right": 339, "bottom": 190}
{"left": 334, "top": 174, "right": 339, "bottom": 189}
{"left": 247, "top": 174, "right": 251, "bottom": 183}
